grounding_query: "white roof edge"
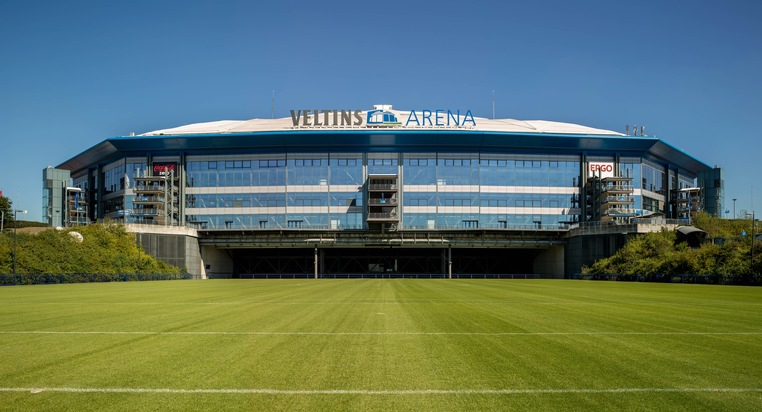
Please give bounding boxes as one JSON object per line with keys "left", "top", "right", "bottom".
{"left": 139, "top": 109, "right": 625, "bottom": 137}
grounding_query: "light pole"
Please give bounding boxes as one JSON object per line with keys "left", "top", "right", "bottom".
{"left": 13, "top": 209, "right": 27, "bottom": 276}
{"left": 733, "top": 198, "right": 737, "bottom": 219}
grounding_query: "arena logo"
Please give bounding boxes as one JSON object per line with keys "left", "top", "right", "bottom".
{"left": 366, "top": 108, "right": 401, "bottom": 127}
{"left": 405, "top": 109, "right": 476, "bottom": 127}
{"left": 289, "top": 107, "right": 477, "bottom": 128}
{"left": 290, "top": 110, "right": 364, "bottom": 127}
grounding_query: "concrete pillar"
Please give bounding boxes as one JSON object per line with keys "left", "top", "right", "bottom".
{"left": 448, "top": 245, "right": 452, "bottom": 279}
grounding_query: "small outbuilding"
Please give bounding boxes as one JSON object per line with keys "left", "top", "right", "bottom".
{"left": 676, "top": 226, "right": 707, "bottom": 248}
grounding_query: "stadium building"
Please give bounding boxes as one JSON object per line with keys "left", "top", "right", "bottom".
{"left": 44, "top": 104, "right": 723, "bottom": 278}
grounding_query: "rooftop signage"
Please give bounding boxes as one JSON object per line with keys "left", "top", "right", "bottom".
{"left": 290, "top": 110, "right": 363, "bottom": 127}
{"left": 289, "top": 105, "right": 476, "bottom": 129}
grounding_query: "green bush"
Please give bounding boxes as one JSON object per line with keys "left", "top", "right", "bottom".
{"left": 582, "top": 214, "right": 760, "bottom": 285}
{"left": 0, "top": 273, "right": 191, "bottom": 285}
{"left": 0, "top": 224, "right": 185, "bottom": 279}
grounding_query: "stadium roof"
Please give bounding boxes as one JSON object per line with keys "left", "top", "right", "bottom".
{"left": 56, "top": 106, "right": 712, "bottom": 175}
{"left": 140, "top": 108, "right": 626, "bottom": 137}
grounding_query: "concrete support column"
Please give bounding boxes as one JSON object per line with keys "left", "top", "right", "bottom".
{"left": 448, "top": 245, "right": 452, "bottom": 279}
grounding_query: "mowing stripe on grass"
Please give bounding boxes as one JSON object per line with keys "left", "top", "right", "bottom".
{"left": 2, "top": 387, "right": 761, "bottom": 395}
{"left": 2, "top": 331, "right": 761, "bottom": 336}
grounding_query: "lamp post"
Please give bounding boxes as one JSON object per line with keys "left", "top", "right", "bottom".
{"left": 13, "top": 209, "right": 27, "bottom": 276}
{"left": 733, "top": 198, "right": 737, "bottom": 219}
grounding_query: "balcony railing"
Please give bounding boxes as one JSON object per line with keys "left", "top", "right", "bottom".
{"left": 367, "top": 213, "right": 399, "bottom": 221}
{"left": 602, "top": 195, "right": 634, "bottom": 204}
{"left": 604, "top": 208, "right": 637, "bottom": 217}
{"left": 368, "top": 198, "right": 397, "bottom": 206}
{"left": 601, "top": 185, "right": 633, "bottom": 192}
{"left": 368, "top": 184, "right": 397, "bottom": 191}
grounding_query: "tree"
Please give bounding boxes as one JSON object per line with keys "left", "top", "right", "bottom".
{"left": 582, "top": 213, "right": 760, "bottom": 284}
{"left": 0, "top": 195, "right": 12, "bottom": 231}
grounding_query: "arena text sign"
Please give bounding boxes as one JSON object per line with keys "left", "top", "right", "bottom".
{"left": 289, "top": 108, "right": 476, "bottom": 128}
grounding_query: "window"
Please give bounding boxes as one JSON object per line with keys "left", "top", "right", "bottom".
{"left": 288, "top": 220, "right": 303, "bottom": 228}
{"left": 463, "top": 220, "right": 478, "bottom": 229}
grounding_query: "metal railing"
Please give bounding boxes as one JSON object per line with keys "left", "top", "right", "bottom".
{"left": 368, "top": 198, "right": 397, "bottom": 205}
{"left": 601, "top": 195, "right": 634, "bottom": 203}
{"left": 368, "top": 184, "right": 397, "bottom": 191}
{"left": 601, "top": 185, "right": 633, "bottom": 192}
{"left": 233, "top": 273, "right": 543, "bottom": 280}
{"left": 367, "top": 213, "right": 398, "bottom": 220}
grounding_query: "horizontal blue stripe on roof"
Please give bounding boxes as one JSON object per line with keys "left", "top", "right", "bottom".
{"left": 57, "top": 130, "right": 712, "bottom": 174}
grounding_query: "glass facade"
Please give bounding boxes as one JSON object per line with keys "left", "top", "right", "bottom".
{"left": 697, "top": 168, "right": 724, "bottom": 217}
{"left": 641, "top": 159, "right": 667, "bottom": 195}
{"left": 175, "top": 152, "right": 582, "bottom": 230}
{"left": 62, "top": 145, "right": 706, "bottom": 229}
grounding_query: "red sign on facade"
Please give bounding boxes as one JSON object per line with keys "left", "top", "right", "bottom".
{"left": 153, "top": 163, "right": 176, "bottom": 176}
{"left": 588, "top": 162, "right": 614, "bottom": 178}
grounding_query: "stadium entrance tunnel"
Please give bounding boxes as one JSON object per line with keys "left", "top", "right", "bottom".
{"left": 223, "top": 247, "right": 562, "bottom": 278}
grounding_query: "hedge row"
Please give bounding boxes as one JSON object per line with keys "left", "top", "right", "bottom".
{"left": 571, "top": 273, "right": 760, "bottom": 286}
{"left": 0, "top": 273, "right": 192, "bottom": 286}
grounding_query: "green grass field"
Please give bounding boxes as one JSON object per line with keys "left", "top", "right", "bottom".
{"left": 0, "top": 280, "right": 760, "bottom": 411}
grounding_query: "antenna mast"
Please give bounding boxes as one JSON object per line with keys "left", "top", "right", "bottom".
{"left": 492, "top": 90, "right": 495, "bottom": 120}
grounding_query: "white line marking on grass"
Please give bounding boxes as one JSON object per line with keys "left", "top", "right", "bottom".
{"left": 2, "top": 331, "right": 761, "bottom": 336}
{"left": 21, "top": 301, "right": 762, "bottom": 308}
{"left": 1, "top": 387, "right": 761, "bottom": 395}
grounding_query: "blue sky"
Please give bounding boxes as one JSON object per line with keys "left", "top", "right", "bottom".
{"left": 1, "top": 0, "right": 760, "bottom": 221}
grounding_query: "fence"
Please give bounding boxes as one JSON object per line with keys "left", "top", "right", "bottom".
{"left": 230, "top": 273, "right": 543, "bottom": 280}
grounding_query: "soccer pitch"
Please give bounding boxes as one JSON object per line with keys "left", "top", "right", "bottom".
{"left": 0, "top": 280, "right": 760, "bottom": 411}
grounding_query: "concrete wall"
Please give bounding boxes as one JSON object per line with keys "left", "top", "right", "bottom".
{"left": 135, "top": 233, "right": 203, "bottom": 278}
{"left": 126, "top": 225, "right": 203, "bottom": 279}
{"left": 564, "top": 233, "right": 628, "bottom": 276}
{"left": 200, "top": 245, "right": 234, "bottom": 279}
{"left": 533, "top": 245, "right": 565, "bottom": 278}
